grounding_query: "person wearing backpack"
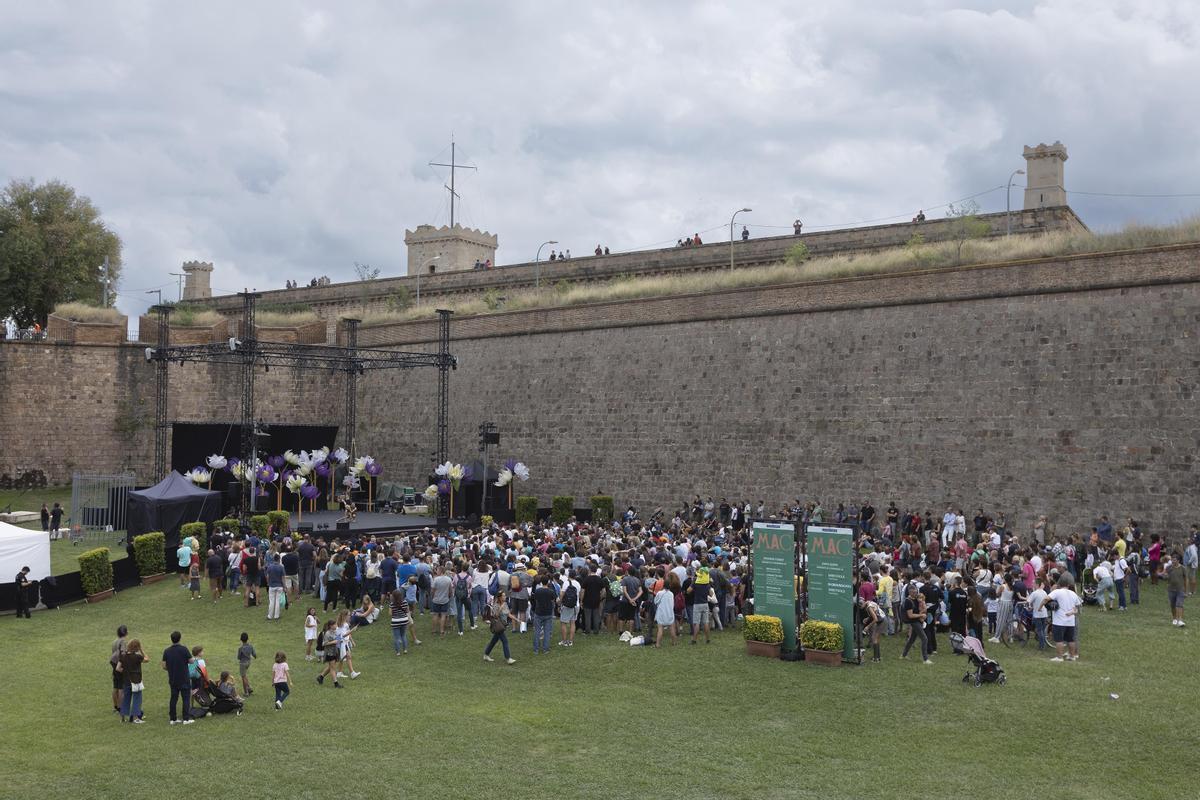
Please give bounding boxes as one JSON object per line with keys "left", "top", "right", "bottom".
{"left": 453, "top": 563, "right": 474, "bottom": 635}
{"left": 557, "top": 569, "right": 581, "bottom": 647}
{"left": 482, "top": 590, "right": 518, "bottom": 665}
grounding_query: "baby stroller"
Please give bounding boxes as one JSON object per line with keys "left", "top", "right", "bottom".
{"left": 950, "top": 632, "right": 1006, "bottom": 687}
{"left": 209, "top": 684, "right": 244, "bottom": 716}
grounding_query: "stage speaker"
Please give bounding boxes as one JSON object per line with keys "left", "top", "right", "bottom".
{"left": 297, "top": 524, "right": 313, "bottom": 534}
{"left": 336, "top": 521, "right": 350, "bottom": 531}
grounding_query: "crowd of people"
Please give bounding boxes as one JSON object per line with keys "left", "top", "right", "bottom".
{"left": 102, "top": 495, "right": 1196, "bottom": 725}
{"left": 284, "top": 276, "right": 332, "bottom": 289}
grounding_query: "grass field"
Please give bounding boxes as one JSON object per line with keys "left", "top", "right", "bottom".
{"left": 0, "top": 486, "right": 126, "bottom": 573}
{"left": 1, "top": 578, "right": 1193, "bottom": 800}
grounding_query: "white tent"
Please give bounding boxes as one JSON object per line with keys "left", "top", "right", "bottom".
{"left": 0, "top": 521, "right": 52, "bottom": 581}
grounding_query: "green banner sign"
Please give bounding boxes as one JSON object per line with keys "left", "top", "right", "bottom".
{"left": 805, "top": 525, "right": 856, "bottom": 660}
{"left": 752, "top": 521, "right": 797, "bottom": 651}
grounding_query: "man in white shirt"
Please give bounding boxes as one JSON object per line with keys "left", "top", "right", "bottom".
{"left": 1027, "top": 582, "right": 1049, "bottom": 650}
{"left": 1092, "top": 559, "right": 1115, "bottom": 611}
{"left": 941, "top": 507, "right": 957, "bottom": 549}
{"left": 1039, "top": 575, "right": 1082, "bottom": 661}
{"left": 1111, "top": 554, "right": 1129, "bottom": 610}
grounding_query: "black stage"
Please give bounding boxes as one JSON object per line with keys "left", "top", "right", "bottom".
{"left": 292, "top": 511, "right": 444, "bottom": 536}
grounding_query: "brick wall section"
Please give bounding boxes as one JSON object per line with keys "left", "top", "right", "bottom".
{"left": 47, "top": 314, "right": 127, "bottom": 345}
{"left": 194, "top": 207, "right": 1085, "bottom": 342}
{"left": 353, "top": 243, "right": 1200, "bottom": 535}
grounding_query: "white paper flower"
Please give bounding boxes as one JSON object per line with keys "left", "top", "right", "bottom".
{"left": 188, "top": 469, "right": 212, "bottom": 485}
{"left": 351, "top": 455, "right": 374, "bottom": 477}
{"left": 448, "top": 463, "right": 464, "bottom": 482}
{"left": 435, "top": 461, "right": 453, "bottom": 477}
{"left": 513, "top": 462, "right": 531, "bottom": 482}
{"left": 284, "top": 449, "right": 300, "bottom": 466}
{"left": 423, "top": 484, "right": 439, "bottom": 501}
{"left": 286, "top": 473, "right": 307, "bottom": 493}
{"left": 494, "top": 468, "right": 512, "bottom": 488}
{"left": 332, "top": 447, "right": 349, "bottom": 464}
{"left": 342, "top": 475, "right": 360, "bottom": 489}
{"left": 206, "top": 454, "right": 227, "bottom": 470}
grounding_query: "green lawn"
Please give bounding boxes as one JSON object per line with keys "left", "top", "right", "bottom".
{"left": 1, "top": 486, "right": 127, "bottom": 573}
{"left": 1, "top": 580, "right": 1193, "bottom": 800}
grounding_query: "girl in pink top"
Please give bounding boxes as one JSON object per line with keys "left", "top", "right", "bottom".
{"left": 272, "top": 652, "right": 292, "bottom": 709}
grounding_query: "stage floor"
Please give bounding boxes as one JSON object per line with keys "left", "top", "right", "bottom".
{"left": 292, "top": 510, "right": 440, "bottom": 536}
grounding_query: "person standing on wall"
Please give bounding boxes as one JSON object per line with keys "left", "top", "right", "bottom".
{"left": 161, "top": 631, "right": 193, "bottom": 725}
{"left": 14, "top": 566, "right": 33, "bottom": 619}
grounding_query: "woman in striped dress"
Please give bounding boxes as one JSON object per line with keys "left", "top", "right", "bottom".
{"left": 991, "top": 572, "right": 1016, "bottom": 645}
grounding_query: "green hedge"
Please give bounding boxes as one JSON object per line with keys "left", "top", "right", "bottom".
{"left": 799, "top": 620, "right": 844, "bottom": 652}
{"left": 742, "top": 614, "right": 784, "bottom": 644}
{"left": 250, "top": 514, "right": 271, "bottom": 538}
{"left": 590, "top": 495, "right": 615, "bottom": 525}
{"left": 267, "top": 510, "right": 290, "bottom": 533}
{"left": 551, "top": 496, "right": 575, "bottom": 525}
{"left": 78, "top": 547, "right": 113, "bottom": 595}
{"left": 515, "top": 496, "right": 538, "bottom": 524}
{"left": 180, "top": 521, "right": 207, "bottom": 554}
{"left": 214, "top": 517, "right": 239, "bottom": 534}
{"left": 132, "top": 532, "right": 166, "bottom": 577}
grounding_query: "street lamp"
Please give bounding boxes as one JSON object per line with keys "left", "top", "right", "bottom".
{"left": 1006, "top": 169, "right": 1026, "bottom": 236}
{"left": 535, "top": 240, "right": 558, "bottom": 290}
{"left": 729, "top": 207, "right": 752, "bottom": 271}
{"left": 416, "top": 256, "right": 440, "bottom": 306}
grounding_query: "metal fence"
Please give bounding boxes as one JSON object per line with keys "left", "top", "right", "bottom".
{"left": 69, "top": 472, "right": 137, "bottom": 539}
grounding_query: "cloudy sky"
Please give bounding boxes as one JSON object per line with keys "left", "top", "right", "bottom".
{"left": 2, "top": 0, "right": 1198, "bottom": 317}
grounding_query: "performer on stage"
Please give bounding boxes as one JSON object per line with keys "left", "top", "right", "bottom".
{"left": 338, "top": 491, "right": 358, "bottom": 523}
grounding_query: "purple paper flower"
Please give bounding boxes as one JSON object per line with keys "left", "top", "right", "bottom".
{"left": 268, "top": 455, "right": 285, "bottom": 469}
{"left": 226, "top": 458, "right": 240, "bottom": 473}
{"left": 461, "top": 464, "right": 473, "bottom": 483}
{"left": 503, "top": 458, "right": 519, "bottom": 472}
{"left": 301, "top": 484, "right": 320, "bottom": 500}
{"left": 315, "top": 461, "right": 330, "bottom": 477}
{"left": 366, "top": 461, "right": 383, "bottom": 478}
{"left": 437, "top": 479, "right": 451, "bottom": 496}
{"left": 256, "top": 464, "right": 276, "bottom": 484}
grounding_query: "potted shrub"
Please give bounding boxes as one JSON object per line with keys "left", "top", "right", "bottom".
{"left": 180, "top": 521, "right": 207, "bottom": 554}
{"left": 551, "top": 495, "right": 575, "bottom": 525}
{"left": 590, "top": 495, "right": 615, "bottom": 525}
{"left": 800, "top": 620, "right": 844, "bottom": 665}
{"left": 515, "top": 496, "right": 538, "bottom": 524}
{"left": 743, "top": 614, "right": 784, "bottom": 658}
{"left": 214, "top": 517, "right": 240, "bottom": 535}
{"left": 79, "top": 547, "right": 114, "bottom": 602}
{"left": 132, "top": 532, "right": 167, "bottom": 583}
{"left": 266, "top": 510, "right": 291, "bottom": 533}
{"left": 250, "top": 515, "right": 271, "bottom": 538}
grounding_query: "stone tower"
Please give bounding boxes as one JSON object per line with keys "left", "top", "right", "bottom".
{"left": 1023, "top": 141, "right": 1068, "bottom": 209}
{"left": 404, "top": 224, "right": 498, "bottom": 276}
{"left": 181, "top": 260, "right": 214, "bottom": 300}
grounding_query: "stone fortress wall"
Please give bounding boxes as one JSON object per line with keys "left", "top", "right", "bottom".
{"left": 5, "top": 238, "right": 1196, "bottom": 538}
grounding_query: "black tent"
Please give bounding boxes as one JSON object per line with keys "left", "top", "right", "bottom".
{"left": 126, "top": 471, "right": 221, "bottom": 547}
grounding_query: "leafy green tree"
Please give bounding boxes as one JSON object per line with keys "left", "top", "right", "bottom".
{"left": 0, "top": 179, "right": 122, "bottom": 327}
{"left": 786, "top": 242, "right": 810, "bottom": 265}
{"left": 945, "top": 201, "right": 991, "bottom": 264}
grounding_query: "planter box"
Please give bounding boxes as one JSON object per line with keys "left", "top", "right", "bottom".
{"left": 140, "top": 573, "right": 167, "bottom": 585}
{"left": 87, "top": 589, "right": 114, "bottom": 603}
{"left": 745, "top": 640, "right": 782, "bottom": 659}
{"left": 47, "top": 313, "right": 127, "bottom": 345}
{"left": 803, "top": 648, "right": 842, "bottom": 666}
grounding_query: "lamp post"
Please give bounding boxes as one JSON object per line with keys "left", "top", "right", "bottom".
{"left": 1006, "top": 169, "right": 1026, "bottom": 236}
{"left": 415, "top": 256, "right": 440, "bottom": 306}
{"left": 535, "top": 240, "right": 558, "bottom": 290}
{"left": 729, "top": 207, "right": 752, "bottom": 271}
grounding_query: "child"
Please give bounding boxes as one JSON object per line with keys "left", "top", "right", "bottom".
{"left": 985, "top": 591, "right": 1000, "bottom": 636}
{"left": 390, "top": 589, "right": 413, "bottom": 654}
{"left": 237, "top": 632, "right": 256, "bottom": 695}
{"left": 304, "top": 608, "right": 319, "bottom": 661}
{"left": 316, "top": 620, "right": 342, "bottom": 688}
{"left": 188, "top": 645, "right": 207, "bottom": 690}
{"left": 272, "top": 651, "right": 292, "bottom": 709}
{"left": 189, "top": 556, "right": 202, "bottom": 600}
{"left": 334, "top": 610, "right": 361, "bottom": 679}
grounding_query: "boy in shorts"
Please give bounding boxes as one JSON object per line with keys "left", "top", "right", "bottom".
{"left": 237, "top": 632, "right": 257, "bottom": 695}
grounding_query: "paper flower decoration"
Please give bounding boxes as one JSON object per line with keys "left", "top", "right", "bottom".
{"left": 301, "top": 483, "right": 320, "bottom": 500}
{"left": 315, "top": 461, "right": 331, "bottom": 477}
{"left": 343, "top": 475, "right": 360, "bottom": 490}
{"left": 206, "top": 454, "right": 228, "bottom": 470}
{"left": 226, "top": 457, "right": 240, "bottom": 473}
{"left": 256, "top": 464, "right": 276, "bottom": 484}
{"left": 435, "top": 461, "right": 453, "bottom": 477}
{"left": 350, "top": 455, "right": 375, "bottom": 477}
{"left": 494, "top": 468, "right": 513, "bottom": 488}
{"left": 423, "top": 484, "right": 439, "bottom": 501}
{"left": 366, "top": 460, "right": 383, "bottom": 478}
{"left": 437, "top": 479, "right": 451, "bottom": 496}
{"left": 448, "top": 463, "right": 464, "bottom": 482}
{"left": 284, "top": 449, "right": 300, "bottom": 466}
{"left": 187, "top": 468, "right": 211, "bottom": 485}
{"left": 513, "top": 462, "right": 530, "bottom": 482}
{"left": 332, "top": 447, "right": 349, "bottom": 464}
{"left": 268, "top": 455, "right": 285, "bottom": 469}
{"left": 286, "top": 474, "right": 307, "bottom": 494}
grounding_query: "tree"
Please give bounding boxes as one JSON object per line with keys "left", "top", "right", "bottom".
{"left": 353, "top": 261, "right": 380, "bottom": 313}
{"left": 945, "top": 201, "right": 991, "bottom": 264}
{"left": 786, "top": 242, "right": 810, "bottom": 266}
{"left": 0, "top": 179, "right": 122, "bottom": 327}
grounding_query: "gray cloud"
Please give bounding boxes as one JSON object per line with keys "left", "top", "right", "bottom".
{"left": 1, "top": 0, "right": 1197, "bottom": 317}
